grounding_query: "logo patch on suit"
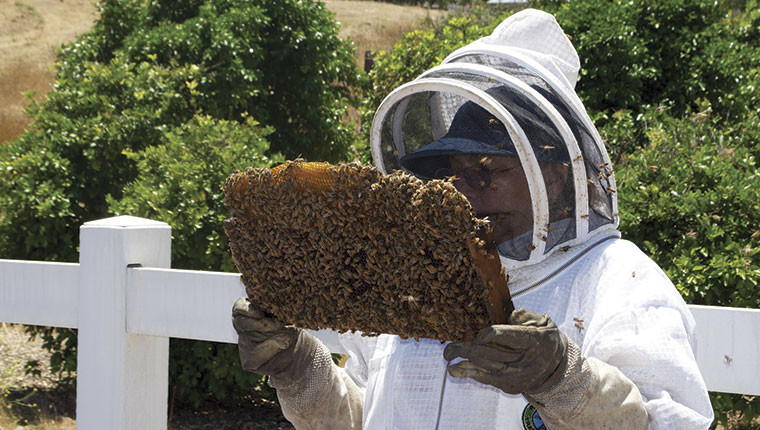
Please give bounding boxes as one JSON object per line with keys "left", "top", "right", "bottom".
{"left": 521, "top": 404, "right": 546, "bottom": 430}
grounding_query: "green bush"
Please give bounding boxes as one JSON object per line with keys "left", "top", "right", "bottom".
{"left": 614, "top": 106, "right": 760, "bottom": 308}
{"left": 540, "top": 0, "right": 760, "bottom": 121}
{"left": 0, "top": 0, "right": 360, "bottom": 406}
{"left": 108, "top": 116, "right": 283, "bottom": 405}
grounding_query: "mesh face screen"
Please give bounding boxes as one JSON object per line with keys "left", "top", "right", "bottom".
{"left": 448, "top": 54, "right": 615, "bottom": 231}
{"left": 378, "top": 70, "right": 579, "bottom": 259}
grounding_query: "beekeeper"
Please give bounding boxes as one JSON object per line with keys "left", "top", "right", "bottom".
{"left": 232, "top": 8, "right": 714, "bottom": 430}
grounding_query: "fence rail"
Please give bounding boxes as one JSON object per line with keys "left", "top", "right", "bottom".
{"left": 1, "top": 215, "right": 759, "bottom": 429}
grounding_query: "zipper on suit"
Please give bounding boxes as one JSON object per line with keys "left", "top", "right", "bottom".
{"left": 433, "top": 360, "right": 452, "bottom": 430}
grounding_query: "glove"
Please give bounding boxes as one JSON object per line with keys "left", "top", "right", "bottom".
{"left": 443, "top": 308, "right": 569, "bottom": 395}
{"left": 232, "top": 297, "right": 307, "bottom": 383}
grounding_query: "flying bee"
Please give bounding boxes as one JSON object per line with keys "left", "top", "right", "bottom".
{"left": 580, "top": 214, "right": 589, "bottom": 219}
{"left": 540, "top": 145, "right": 555, "bottom": 153}
{"left": 575, "top": 321, "right": 585, "bottom": 332}
{"left": 489, "top": 118, "right": 497, "bottom": 125}
{"left": 573, "top": 155, "right": 582, "bottom": 162}
{"left": 587, "top": 178, "right": 595, "bottom": 184}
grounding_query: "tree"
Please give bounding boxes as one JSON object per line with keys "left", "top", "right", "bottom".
{"left": 0, "top": 0, "right": 361, "bottom": 405}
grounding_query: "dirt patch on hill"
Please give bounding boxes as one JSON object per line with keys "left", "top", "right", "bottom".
{"left": 0, "top": 0, "right": 98, "bottom": 145}
{"left": 325, "top": 0, "right": 447, "bottom": 69}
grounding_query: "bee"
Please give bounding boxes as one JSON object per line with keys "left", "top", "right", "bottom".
{"left": 587, "top": 178, "right": 595, "bottom": 184}
{"left": 528, "top": 244, "right": 536, "bottom": 251}
{"left": 607, "top": 187, "right": 616, "bottom": 193}
{"left": 598, "top": 171, "right": 604, "bottom": 179}
{"left": 540, "top": 145, "right": 555, "bottom": 153}
{"left": 561, "top": 162, "right": 570, "bottom": 168}
{"left": 580, "top": 214, "right": 589, "bottom": 219}
{"left": 632, "top": 271, "right": 636, "bottom": 278}
{"left": 599, "top": 162, "right": 609, "bottom": 169}
{"left": 489, "top": 183, "right": 498, "bottom": 190}
{"left": 559, "top": 245, "right": 571, "bottom": 252}
{"left": 575, "top": 321, "right": 585, "bottom": 332}
{"left": 489, "top": 118, "right": 498, "bottom": 125}
{"left": 573, "top": 155, "right": 582, "bottom": 162}
{"left": 497, "top": 141, "right": 505, "bottom": 149}
{"left": 480, "top": 156, "right": 491, "bottom": 167}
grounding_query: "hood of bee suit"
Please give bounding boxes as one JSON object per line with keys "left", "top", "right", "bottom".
{"left": 369, "top": 8, "right": 619, "bottom": 271}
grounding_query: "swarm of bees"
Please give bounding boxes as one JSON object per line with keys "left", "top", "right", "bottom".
{"left": 223, "top": 160, "right": 512, "bottom": 342}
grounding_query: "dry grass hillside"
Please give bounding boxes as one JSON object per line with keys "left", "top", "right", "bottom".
{"left": 0, "top": 0, "right": 98, "bottom": 145}
{"left": 325, "top": 0, "right": 447, "bottom": 68}
{"left": 0, "top": 0, "right": 446, "bottom": 147}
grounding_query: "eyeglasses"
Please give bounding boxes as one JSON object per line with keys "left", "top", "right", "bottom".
{"left": 434, "top": 162, "right": 522, "bottom": 190}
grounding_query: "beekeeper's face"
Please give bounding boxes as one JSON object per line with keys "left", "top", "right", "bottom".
{"left": 447, "top": 154, "right": 532, "bottom": 244}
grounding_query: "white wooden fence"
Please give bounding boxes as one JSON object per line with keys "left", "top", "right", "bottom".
{"left": 1, "top": 216, "right": 759, "bottom": 429}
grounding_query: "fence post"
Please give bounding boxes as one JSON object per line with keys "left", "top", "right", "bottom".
{"left": 76, "top": 215, "right": 171, "bottom": 429}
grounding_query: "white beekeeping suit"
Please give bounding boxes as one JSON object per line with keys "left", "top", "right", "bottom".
{"left": 234, "top": 8, "right": 714, "bottom": 430}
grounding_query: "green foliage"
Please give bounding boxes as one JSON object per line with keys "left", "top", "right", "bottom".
{"left": 540, "top": 0, "right": 760, "bottom": 121}
{"left": 614, "top": 106, "right": 760, "bottom": 308}
{"left": 108, "top": 116, "right": 282, "bottom": 271}
{"left": 358, "top": 14, "right": 502, "bottom": 161}
{"left": 606, "top": 105, "right": 760, "bottom": 425}
{"left": 0, "top": 0, "right": 360, "bottom": 407}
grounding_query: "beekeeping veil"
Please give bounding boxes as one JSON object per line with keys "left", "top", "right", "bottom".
{"left": 370, "top": 9, "right": 618, "bottom": 270}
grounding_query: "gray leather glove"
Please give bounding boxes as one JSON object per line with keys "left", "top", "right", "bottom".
{"left": 443, "top": 308, "right": 569, "bottom": 395}
{"left": 232, "top": 297, "right": 303, "bottom": 382}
